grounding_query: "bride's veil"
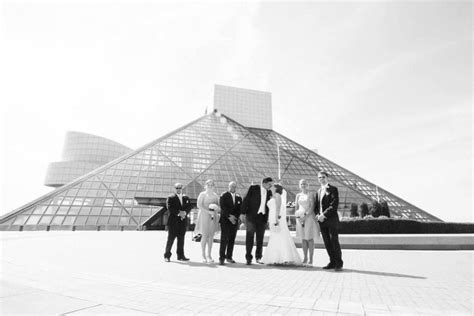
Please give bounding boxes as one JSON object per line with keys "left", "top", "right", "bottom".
{"left": 280, "top": 189, "right": 288, "bottom": 228}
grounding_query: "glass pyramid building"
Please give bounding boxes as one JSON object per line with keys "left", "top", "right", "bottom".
{"left": 0, "top": 111, "right": 441, "bottom": 231}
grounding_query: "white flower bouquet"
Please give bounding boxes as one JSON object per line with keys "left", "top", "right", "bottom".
{"left": 295, "top": 206, "right": 306, "bottom": 227}
{"left": 208, "top": 203, "right": 219, "bottom": 220}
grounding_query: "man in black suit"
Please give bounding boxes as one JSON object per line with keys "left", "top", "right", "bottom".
{"left": 218, "top": 181, "right": 242, "bottom": 265}
{"left": 315, "top": 171, "right": 343, "bottom": 271}
{"left": 163, "top": 183, "right": 192, "bottom": 262}
{"left": 241, "top": 177, "right": 274, "bottom": 265}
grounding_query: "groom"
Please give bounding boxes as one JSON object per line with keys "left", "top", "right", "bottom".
{"left": 241, "top": 177, "right": 274, "bottom": 265}
{"left": 315, "top": 171, "right": 343, "bottom": 271}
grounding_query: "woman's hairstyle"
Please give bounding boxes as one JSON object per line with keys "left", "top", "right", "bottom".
{"left": 273, "top": 183, "right": 284, "bottom": 195}
{"left": 299, "top": 179, "right": 308, "bottom": 186}
{"left": 204, "top": 179, "right": 215, "bottom": 189}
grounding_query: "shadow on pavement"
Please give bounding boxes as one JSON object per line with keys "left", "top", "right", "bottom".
{"left": 340, "top": 268, "right": 426, "bottom": 279}
{"left": 174, "top": 261, "right": 426, "bottom": 278}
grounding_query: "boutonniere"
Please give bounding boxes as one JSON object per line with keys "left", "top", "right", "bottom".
{"left": 237, "top": 201, "right": 241, "bottom": 204}
{"left": 325, "top": 191, "right": 330, "bottom": 196}
{"left": 235, "top": 194, "right": 240, "bottom": 197}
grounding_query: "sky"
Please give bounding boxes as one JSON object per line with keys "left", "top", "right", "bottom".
{"left": 0, "top": 1, "right": 472, "bottom": 222}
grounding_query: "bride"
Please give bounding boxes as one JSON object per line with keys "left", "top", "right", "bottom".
{"left": 262, "top": 184, "right": 302, "bottom": 265}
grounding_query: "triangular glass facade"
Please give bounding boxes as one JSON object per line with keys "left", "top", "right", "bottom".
{"left": 0, "top": 112, "right": 441, "bottom": 230}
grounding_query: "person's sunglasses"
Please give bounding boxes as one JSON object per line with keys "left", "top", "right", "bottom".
{"left": 175, "top": 187, "right": 183, "bottom": 189}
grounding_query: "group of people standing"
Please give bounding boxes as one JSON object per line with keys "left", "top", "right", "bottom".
{"left": 163, "top": 171, "right": 344, "bottom": 271}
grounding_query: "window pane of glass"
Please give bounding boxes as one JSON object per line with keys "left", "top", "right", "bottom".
{"left": 39, "top": 216, "right": 53, "bottom": 225}
{"left": 86, "top": 216, "right": 98, "bottom": 225}
{"left": 62, "top": 216, "right": 76, "bottom": 225}
{"left": 13, "top": 215, "right": 28, "bottom": 225}
{"left": 119, "top": 217, "right": 130, "bottom": 225}
{"left": 25, "top": 215, "right": 41, "bottom": 225}
{"left": 51, "top": 216, "right": 65, "bottom": 225}
{"left": 74, "top": 217, "right": 87, "bottom": 225}
{"left": 97, "top": 217, "right": 108, "bottom": 225}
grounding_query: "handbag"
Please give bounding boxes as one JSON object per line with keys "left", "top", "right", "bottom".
{"left": 192, "top": 232, "right": 202, "bottom": 242}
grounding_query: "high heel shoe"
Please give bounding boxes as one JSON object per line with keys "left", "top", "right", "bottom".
{"left": 207, "top": 256, "right": 214, "bottom": 263}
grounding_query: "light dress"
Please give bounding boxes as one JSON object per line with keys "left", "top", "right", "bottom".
{"left": 295, "top": 192, "right": 321, "bottom": 241}
{"left": 262, "top": 191, "right": 302, "bottom": 265}
{"left": 194, "top": 192, "right": 219, "bottom": 237}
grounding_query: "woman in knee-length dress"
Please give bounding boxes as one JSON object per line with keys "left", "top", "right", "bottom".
{"left": 295, "top": 179, "right": 321, "bottom": 266}
{"left": 195, "top": 179, "right": 220, "bottom": 263}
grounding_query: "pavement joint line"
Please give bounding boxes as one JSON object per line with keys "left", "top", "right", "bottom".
{"left": 60, "top": 303, "right": 103, "bottom": 315}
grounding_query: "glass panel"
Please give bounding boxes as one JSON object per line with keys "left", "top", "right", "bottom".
{"left": 32, "top": 206, "right": 48, "bottom": 215}
{"left": 97, "top": 217, "right": 109, "bottom": 225}
{"left": 13, "top": 215, "right": 28, "bottom": 225}
{"left": 68, "top": 206, "right": 81, "bottom": 215}
{"left": 39, "top": 216, "right": 53, "bottom": 225}
{"left": 25, "top": 215, "right": 41, "bottom": 225}
{"left": 74, "top": 216, "right": 87, "bottom": 225}
{"left": 62, "top": 216, "right": 76, "bottom": 225}
{"left": 51, "top": 216, "right": 65, "bottom": 225}
{"left": 86, "top": 216, "right": 98, "bottom": 225}
{"left": 80, "top": 207, "right": 91, "bottom": 215}
{"left": 119, "top": 217, "right": 130, "bottom": 225}
{"left": 108, "top": 217, "right": 120, "bottom": 225}
{"left": 56, "top": 206, "right": 70, "bottom": 215}
{"left": 90, "top": 207, "right": 102, "bottom": 215}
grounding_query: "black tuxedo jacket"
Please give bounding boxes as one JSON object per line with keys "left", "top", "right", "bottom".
{"left": 242, "top": 184, "right": 272, "bottom": 222}
{"left": 219, "top": 191, "right": 242, "bottom": 224}
{"left": 314, "top": 184, "right": 340, "bottom": 227}
{"left": 166, "top": 193, "right": 192, "bottom": 228}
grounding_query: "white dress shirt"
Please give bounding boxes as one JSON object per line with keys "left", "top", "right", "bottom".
{"left": 257, "top": 186, "right": 267, "bottom": 215}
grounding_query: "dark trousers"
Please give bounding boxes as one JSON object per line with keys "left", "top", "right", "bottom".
{"left": 164, "top": 223, "right": 186, "bottom": 259}
{"left": 245, "top": 215, "right": 266, "bottom": 261}
{"left": 219, "top": 221, "right": 238, "bottom": 260}
{"left": 320, "top": 225, "right": 343, "bottom": 266}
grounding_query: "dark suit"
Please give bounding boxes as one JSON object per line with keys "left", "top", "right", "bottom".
{"left": 164, "top": 193, "right": 192, "bottom": 259}
{"left": 219, "top": 191, "right": 242, "bottom": 261}
{"left": 241, "top": 185, "right": 272, "bottom": 262}
{"left": 315, "top": 184, "right": 343, "bottom": 267}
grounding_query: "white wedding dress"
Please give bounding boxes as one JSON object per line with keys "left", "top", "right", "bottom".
{"left": 263, "top": 190, "right": 302, "bottom": 265}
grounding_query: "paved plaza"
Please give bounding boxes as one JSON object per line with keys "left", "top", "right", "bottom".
{"left": 1, "top": 231, "right": 472, "bottom": 315}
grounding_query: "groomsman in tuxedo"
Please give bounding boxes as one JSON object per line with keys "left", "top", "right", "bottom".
{"left": 163, "top": 183, "right": 192, "bottom": 262}
{"left": 241, "top": 177, "right": 274, "bottom": 265}
{"left": 218, "top": 181, "right": 242, "bottom": 265}
{"left": 315, "top": 171, "right": 344, "bottom": 271}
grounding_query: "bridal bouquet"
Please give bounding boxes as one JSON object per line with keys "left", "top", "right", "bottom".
{"left": 208, "top": 203, "right": 219, "bottom": 220}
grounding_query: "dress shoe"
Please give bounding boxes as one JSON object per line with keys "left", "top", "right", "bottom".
{"left": 256, "top": 259, "right": 264, "bottom": 264}
{"left": 177, "top": 257, "right": 190, "bottom": 261}
{"left": 219, "top": 259, "right": 225, "bottom": 265}
{"left": 335, "top": 262, "right": 343, "bottom": 271}
{"left": 322, "top": 263, "right": 336, "bottom": 269}
{"left": 164, "top": 258, "right": 170, "bottom": 262}
{"left": 226, "top": 259, "right": 236, "bottom": 263}
{"left": 246, "top": 260, "right": 252, "bottom": 265}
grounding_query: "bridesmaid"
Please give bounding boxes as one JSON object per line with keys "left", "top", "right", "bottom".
{"left": 295, "top": 179, "right": 320, "bottom": 266}
{"left": 195, "top": 179, "right": 220, "bottom": 263}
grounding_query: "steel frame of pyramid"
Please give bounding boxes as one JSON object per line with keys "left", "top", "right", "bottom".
{"left": 0, "top": 112, "right": 441, "bottom": 231}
